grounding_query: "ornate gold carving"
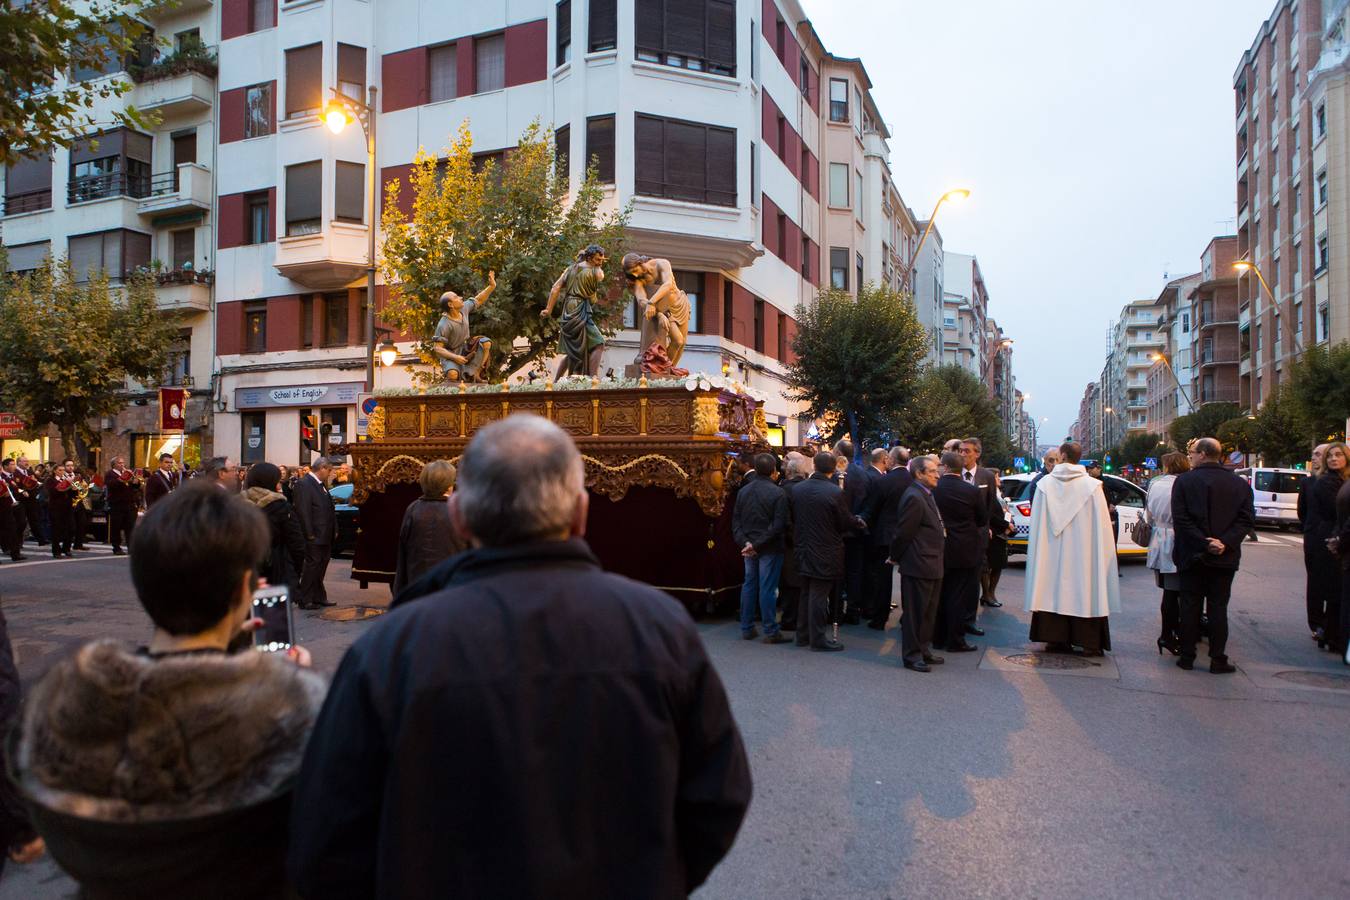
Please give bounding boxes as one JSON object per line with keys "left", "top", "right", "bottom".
{"left": 692, "top": 395, "right": 720, "bottom": 436}
{"left": 386, "top": 409, "right": 420, "bottom": 438}
{"left": 647, "top": 399, "right": 690, "bottom": 435}
{"left": 599, "top": 402, "right": 640, "bottom": 435}
{"left": 366, "top": 405, "right": 386, "bottom": 440}
{"left": 418, "top": 403, "right": 427, "bottom": 438}
{"left": 467, "top": 405, "right": 501, "bottom": 431}
{"left": 553, "top": 401, "right": 592, "bottom": 436}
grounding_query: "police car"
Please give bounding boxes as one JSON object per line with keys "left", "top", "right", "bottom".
{"left": 1001, "top": 470, "right": 1150, "bottom": 558}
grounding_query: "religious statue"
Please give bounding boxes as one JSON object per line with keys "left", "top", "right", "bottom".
{"left": 542, "top": 244, "right": 608, "bottom": 378}
{"left": 431, "top": 271, "right": 496, "bottom": 382}
{"left": 622, "top": 253, "right": 690, "bottom": 372}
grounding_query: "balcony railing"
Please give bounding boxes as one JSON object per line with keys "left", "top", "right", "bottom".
{"left": 1197, "top": 310, "right": 1239, "bottom": 328}
{"left": 1, "top": 189, "right": 52, "bottom": 216}
{"left": 1198, "top": 388, "right": 1241, "bottom": 404}
{"left": 68, "top": 173, "right": 150, "bottom": 204}
{"left": 1198, "top": 348, "right": 1240, "bottom": 366}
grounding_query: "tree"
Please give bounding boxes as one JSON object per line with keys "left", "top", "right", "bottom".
{"left": 1115, "top": 431, "right": 1171, "bottom": 467}
{"left": 0, "top": 258, "right": 181, "bottom": 459}
{"left": 0, "top": 1, "right": 159, "bottom": 166}
{"left": 1252, "top": 382, "right": 1313, "bottom": 465}
{"left": 1168, "top": 402, "right": 1241, "bottom": 450}
{"left": 1286, "top": 340, "right": 1350, "bottom": 442}
{"left": 787, "top": 283, "right": 929, "bottom": 452}
{"left": 379, "top": 121, "right": 629, "bottom": 385}
{"left": 931, "top": 364, "right": 1012, "bottom": 465}
{"left": 895, "top": 370, "right": 976, "bottom": 455}
{"left": 1215, "top": 417, "right": 1257, "bottom": 456}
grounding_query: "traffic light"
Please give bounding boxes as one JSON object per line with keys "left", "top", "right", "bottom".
{"left": 301, "top": 415, "right": 318, "bottom": 453}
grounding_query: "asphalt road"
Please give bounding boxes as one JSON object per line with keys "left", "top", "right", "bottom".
{"left": 1, "top": 529, "right": 1347, "bottom": 899}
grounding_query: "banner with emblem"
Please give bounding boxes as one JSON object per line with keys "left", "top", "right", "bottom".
{"left": 159, "top": 388, "right": 187, "bottom": 433}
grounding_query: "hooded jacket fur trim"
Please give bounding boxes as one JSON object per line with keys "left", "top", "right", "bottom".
{"left": 13, "top": 640, "right": 326, "bottom": 824}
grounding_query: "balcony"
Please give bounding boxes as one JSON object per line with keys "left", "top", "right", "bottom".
{"left": 144, "top": 0, "right": 213, "bottom": 17}
{"left": 67, "top": 172, "right": 149, "bottom": 205}
{"left": 1238, "top": 202, "right": 1249, "bottom": 227}
{"left": 137, "top": 163, "right": 211, "bottom": 219}
{"left": 153, "top": 268, "right": 212, "bottom": 313}
{"left": 1237, "top": 152, "right": 1249, "bottom": 178}
{"left": 1198, "top": 348, "right": 1240, "bottom": 367}
{"left": 1, "top": 189, "right": 52, "bottom": 217}
{"left": 1197, "top": 310, "right": 1239, "bottom": 329}
{"left": 1198, "top": 387, "right": 1241, "bottom": 404}
{"left": 273, "top": 222, "right": 371, "bottom": 289}
{"left": 132, "top": 50, "right": 216, "bottom": 117}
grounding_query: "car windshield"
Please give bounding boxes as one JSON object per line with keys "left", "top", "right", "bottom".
{"left": 1001, "top": 478, "right": 1032, "bottom": 501}
{"left": 1254, "top": 471, "right": 1306, "bottom": 494}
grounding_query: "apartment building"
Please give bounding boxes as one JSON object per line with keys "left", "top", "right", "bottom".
{"left": 1191, "top": 236, "right": 1243, "bottom": 406}
{"left": 1101, "top": 298, "right": 1165, "bottom": 446}
{"left": 986, "top": 317, "right": 1015, "bottom": 437}
{"left": 1146, "top": 272, "right": 1202, "bottom": 436}
{"left": 1233, "top": 0, "right": 1345, "bottom": 410}
{"left": 942, "top": 251, "right": 989, "bottom": 376}
{"left": 0, "top": 1, "right": 219, "bottom": 465}
{"left": 910, "top": 217, "right": 944, "bottom": 365}
{"left": 1071, "top": 379, "right": 1103, "bottom": 455}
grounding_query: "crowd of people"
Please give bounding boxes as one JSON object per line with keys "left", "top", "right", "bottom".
{"left": 1296, "top": 442, "right": 1350, "bottom": 660}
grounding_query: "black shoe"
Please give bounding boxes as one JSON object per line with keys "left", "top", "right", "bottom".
{"left": 794, "top": 638, "right": 810, "bottom": 647}
{"left": 12, "top": 555, "right": 25, "bottom": 562}
{"left": 903, "top": 660, "right": 931, "bottom": 673}
{"left": 1045, "top": 642, "right": 1074, "bottom": 654}
{"left": 763, "top": 632, "right": 791, "bottom": 645}
{"left": 74, "top": 544, "right": 88, "bottom": 550}
{"left": 1210, "top": 659, "right": 1237, "bottom": 674}
{"left": 980, "top": 598, "right": 1003, "bottom": 608}
{"left": 866, "top": 621, "right": 886, "bottom": 631}
{"left": 63, "top": 551, "right": 73, "bottom": 558}
{"left": 947, "top": 641, "right": 978, "bottom": 652}
{"left": 811, "top": 639, "right": 845, "bottom": 652}
{"left": 965, "top": 625, "right": 985, "bottom": 637}
{"left": 112, "top": 548, "right": 125, "bottom": 556}
{"left": 741, "top": 627, "right": 759, "bottom": 641}
{"left": 1177, "top": 657, "right": 1195, "bottom": 670}
{"left": 923, "top": 654, "right": 945, "bottom": 665}
{"left": 298, "top": 602, "right": 320, "bottom": 610}
{"left": 1157, "top": 636, "right": 1181, "bottom": 656}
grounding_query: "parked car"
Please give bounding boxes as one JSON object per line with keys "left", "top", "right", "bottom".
{"left": 329, "top": 482, "right": 359, "bottom": 558}
{"left": 1001, "top": 471, "right": 1150, "bottom": 558}
{"left": 1234, "top": 467, "right": 1307, "bottom": 529}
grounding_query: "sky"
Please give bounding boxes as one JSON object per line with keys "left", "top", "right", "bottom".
{"left": 799, "top": 0, "right": 1280, "bottom": 446}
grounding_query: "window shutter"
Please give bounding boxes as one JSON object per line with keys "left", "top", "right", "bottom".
{"left": 554, "top": 124, "right": 570, "bottom": 179}
{"left": 285, "top": 43, "right": 322, "bottom": 117}
{"left": 665, "top": 121, "right": 706, "bottom": 202}
{"left": 634, "top": 115, "right": 665, "bottom": 196}
{"left": 337, "top": 43, "right": 366, "bottom": 93}
{"left": 5, "top": 154, "right": 52, "bottom": 195}
{"left": 68, "top": 235, "right": 101, "bottom": 281}
{"left": 428, "top": 44, "right": 458, "bottom": 102}
{"left": 124, "top": 231, "right": 150, "bottom": 274}
{"left": 707, "top": 1, "right": 736, "bottom": 72}
{"left": 589, "top": 0, "right": 617, "bottom": 51}
{"left": 335, "top": 161, "right": 365, "bottom": 223}
{"left": 706, "top": 126, "right": 736, "bottom": 206}
{"left": 4, "top": 241, "right": 49, "bottom": 272}
{"left": 101, "top": 231, "right": 124, "bottom": 278}
{"left": 666, "top": 1, "right": 704, "bottom": 58}
{"left": 285, "top": 161, "right": 322, "bottom": 228}
{"left": 556, "top": 0, "right": 571, "bottom": 64}
{"left": 635, "top": 0, "right": 663, "bottom": 53}
{"left": 475, "top": 34, "right": 505, "bottom": 92}
{"left": 585, "top": 116, "right": 615, "bottom": 183}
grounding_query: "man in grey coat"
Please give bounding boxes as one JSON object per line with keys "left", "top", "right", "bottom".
{"left": 788, "top": 452, "right": 863, "bottom": 652}
{"left": 889, "top": 455, "right": 946, "bottom": 672}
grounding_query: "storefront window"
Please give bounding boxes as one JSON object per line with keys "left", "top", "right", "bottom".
{"left": 129, "top": 432, "right": 202, "bottom": 471}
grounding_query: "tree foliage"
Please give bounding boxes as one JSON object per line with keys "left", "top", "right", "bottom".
{"left": 1215, "top": 417, "right": 1257, "bottom": 455}
{"left": 0, "top": 0, "right": 159, "bottom": 166}
{"left": 895, "top": 371, "right": 976, "bottom": 456}
{"left": 929, "top": 364, "right": 1014, "bottom": 465}
{"left": 1112, "top": 431, "right": 1172, "bottom": 467}
{"left": 787, "top": 283, "right": 929, "bottom": 451}
{"left": 1168, "top": 402, "right": 1241, "bottom": 450}
{"left": 379, "top": 121, "right": 629, "bottom": 385}
{"left": 1252, "top": 382, "right": 1314, "bottom": 465}
{"left": 1286, "top": 340, "right": 1350, "bottom": 442}
{"left": 0, "top": 257, "right": 181, "bottom": 458}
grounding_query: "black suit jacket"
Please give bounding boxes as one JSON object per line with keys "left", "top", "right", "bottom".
{"left": 789, "top": 474, "right": 857, "bottom": 580}
{"left": 862, "top": 467, "right": 912, "bottom": 546}
{"left": 144, "top": 469, "right": 176, "bottom": 508}
{"left": 293, "top": 475, "right": 336, "bottom": 545}
{"left": 889, "top": 484, "right": 944, "bottom": 580}
{"left": 933, "top": 475, "right": 990, "bottom": 570}
{"left": 1170, "top": 463, "right": 1255, "bottom": 571}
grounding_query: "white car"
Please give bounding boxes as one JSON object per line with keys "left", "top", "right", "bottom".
{"left": 1000, "top": 472, "right": 1150, "bottom": 559}
{"left": 1234, "top": 467, "right": 1308, "bottom": 529}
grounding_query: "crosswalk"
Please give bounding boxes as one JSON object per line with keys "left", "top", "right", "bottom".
{"left": 1248, "top": 531, "right": 1304, "bottom": 549}
{"left": 0, "top": 545, "right": 128, "bottom": 570}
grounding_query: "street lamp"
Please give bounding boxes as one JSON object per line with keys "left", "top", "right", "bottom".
{"left": 323, "top": 84, "right": 380, "bottom": 391}
{"left": 375, "top": 328, "right": 398, "bottom": 368}
{"left": 903, "top": 188, "right": 970, "bottom": 290}
{"left": 1151, "top": 351, "right": 1195, "bottom": 413}
{"left": 1233, "top": 259, "right": 1305, "bottom": 354}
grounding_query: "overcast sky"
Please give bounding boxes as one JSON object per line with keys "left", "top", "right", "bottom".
{"left": 799, "top": 0, "right": 1278, "bottom": 446}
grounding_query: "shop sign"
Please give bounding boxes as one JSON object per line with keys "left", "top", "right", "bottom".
{"left": 0, "top": 413, "right": 25, "bottom": 438}
{"left": 235, "top": 382, "right": 364, "bottom": 410}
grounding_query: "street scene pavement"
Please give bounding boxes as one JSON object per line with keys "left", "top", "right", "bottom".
{"left": 1, "top": 530, "right": 1347, "bottom": 899}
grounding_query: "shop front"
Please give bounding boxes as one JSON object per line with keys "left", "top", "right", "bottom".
{"left": 231, "top": 381, "right": 362, "bottom": 466}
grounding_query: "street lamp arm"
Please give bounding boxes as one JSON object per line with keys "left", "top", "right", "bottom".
{"left": 903, "top": 195, "right": 947, "bottom": 290}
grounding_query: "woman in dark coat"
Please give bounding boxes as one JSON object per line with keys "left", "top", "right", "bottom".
{"left": 243, "top": 462, "right": 306, "bottom": 593}
{"left": 1319, "top": 442, "right": 1350, "bottom": 657}
{"left": 1299, "top": 444, "right": 1337, "bottom": 644}
{"left": 981, "top": 471, "right": 1015, "bottom": 607}
{"left": 393, "top": 460, "right": 467, "bottom": 597}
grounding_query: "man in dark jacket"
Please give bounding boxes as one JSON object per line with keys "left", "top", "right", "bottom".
{"left": 889, "top": 455, "right": 945, "bottom": 672}
{"left": 789, "top": 451, "right": 862, "bottom": 651}
{"left": 1171, "top": 437, "right": 1256, "bottom": 673}
{"left": 932, "top": 451, "right": 989, "bottom": 652}
{"left": 289, "top": 415, "right": 751, "bottom": 899}
{"left": 861, "top": 447, "right": 912, "bottom": 629}
{"left": 777, "top": 452, "right": 811, "bottom": 632}
{"left": 733, "top": 452, "right": 790, "bottom": 643}
{"left": 835, "top": 440, "right": 871, "bottom": 624}
{"left": 291, "top": 457, "right": 337, "bottom": 609}
{"left": 1025, "top": 448, "right": 1061, "bottom": 505}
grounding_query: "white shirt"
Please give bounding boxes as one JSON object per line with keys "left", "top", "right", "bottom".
{"left": 963, "top": 466, "right": 977, "bottom": 484}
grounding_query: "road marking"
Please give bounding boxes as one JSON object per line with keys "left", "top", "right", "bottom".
{"left": 1, "top": 551, "right": 128, "bottom": 570}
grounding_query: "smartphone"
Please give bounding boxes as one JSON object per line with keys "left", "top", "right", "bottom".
{"left": 251, "top": 585, "right": 295, "bottom": 653}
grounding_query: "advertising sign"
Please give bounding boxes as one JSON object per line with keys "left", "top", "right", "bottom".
{"left": 0, "top": 413, "right": 24, "bottom": 439}
{"left": 235, "top": 382, "right": 364, "bottom": 410}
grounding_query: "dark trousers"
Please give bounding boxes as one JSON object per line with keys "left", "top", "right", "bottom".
{"left": 107, "top": 506, "right": 137, "bottom": 551}
{"left": 0, "top": 505, "right": 19, "bottom": 559}
{"left": 1159, "top": 589, "right": 1180, "bottom": 642}
{"left": 778, "top": 583, "right": 800, "bottom": 630}
{"left": 300, "top": 542, "right": 332, "bottom": 607}
{"left": 19, "top": 500, "right": 43, "bottom": 543}
{"left": 899, "top": 573, "right": 941, "bottom": 664}
{"left": 73, "top": 506, "right": 89, "bottom": 547}
{"left": 843, "top": 537, "right": 866, "bottom": 615}
{"left": 799, "top": 577, "right": 833, "bottom": 647}
{"left": 1180, "top": 567, "right": 1236, "bottom": 662}
{"left": 935, "top": 567, "right": 979, "bottom": 648}
{"left": 863, "top": 545, "right": 893, "bottom": 627}
{"left": 49, "top": 505, "right": 73, "bottom": 556}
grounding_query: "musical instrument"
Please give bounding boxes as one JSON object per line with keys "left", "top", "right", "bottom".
{"left": 53, "top": 473, "right": 73, "bottom": 492}
{"left": 74, "top": 479, "right": 91, "bottom": 508}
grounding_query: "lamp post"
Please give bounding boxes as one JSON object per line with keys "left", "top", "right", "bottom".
{"left": 1151, "top": 352, "right": 1195, "bottom": 414}
{"left": 902, "top": 188, "right": 970, "bottom": 291}
{"left": 1233, "top": 259, "right": 1305, "bottom": 356}
{"left": 323, "top": 85, "right": 380, "bottom": 391}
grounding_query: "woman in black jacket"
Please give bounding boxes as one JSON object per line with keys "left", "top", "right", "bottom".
{"left": 1320, "top": 442, "right": 1350, "bottom": 657}
{"left": 1298, "top": 444, "right": 1334, "bottom": 642}
{"left": 243, "top": 462, "right": 306, "bottom": 593}
{"left": 393, "top": 460, "right": 466, "bottom": 597}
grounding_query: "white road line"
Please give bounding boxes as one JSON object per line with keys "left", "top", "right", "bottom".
{"left": 1, "top": 551, "right": 127, "bottom": 571}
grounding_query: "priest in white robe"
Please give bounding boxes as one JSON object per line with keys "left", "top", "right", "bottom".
{"left": 1024, "top": 441, "right": 1120, "bottom": 655}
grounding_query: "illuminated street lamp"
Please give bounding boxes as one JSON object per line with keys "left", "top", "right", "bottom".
{"left": 1151, "top": 351, "right": 1195, "bottom": 413}
{"left": 375, "top": 328, "right": 398, "bottom": 368}
{"left": 1232, "top": 259, "right": 1305, "bottom": 354}
{"left": 903, "top": 188, "right": 970, "bottom": 290}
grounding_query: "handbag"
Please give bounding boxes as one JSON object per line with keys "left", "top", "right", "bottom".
{"left": 1134, "top": 515, "right": 1154, "bottom": 548}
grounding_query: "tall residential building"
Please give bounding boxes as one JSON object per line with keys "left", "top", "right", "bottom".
{"left": 986, "top": 317, "right": 1015, "bottom": 435}
{"left": 0, "top": 2, "right": 219, "bottom": 465}
{"left": 1147, "top": 272, "right": 1202, "bottom": 436}
{"left": 1233, "top": 0, "right": 1346, "bottom": 411}
{"left": 1071, "top": 379, "right": 1103, "bottom": 454}
{"left": 942, "top": 251, "right": 989, "bottom": 376}
{"left": 910, "top": 218, "right": 945, "bottom": 365}
{"left": 1103, "top": 298, "right": 1165, "bottom": 446}
{"left": 1191, "top": 236, "right": 1243, "bottom": 406}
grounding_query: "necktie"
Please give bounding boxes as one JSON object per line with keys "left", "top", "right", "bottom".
{"left": 964, "top": 470, "right": 974, "bottom": 484}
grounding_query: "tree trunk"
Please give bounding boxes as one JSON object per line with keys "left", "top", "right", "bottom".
{"left": 59, "top": 423, "right": 77, "bottom": 463}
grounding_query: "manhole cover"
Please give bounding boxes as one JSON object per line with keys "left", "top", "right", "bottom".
{"left": 318, "top": 606, "right": 386, "bottom": 622}
{"left": 1003, "top": 652, "right": 1100, "bottom": 670}
{"left": 1273, "top": 670, "right": 1350, "bottom": 691}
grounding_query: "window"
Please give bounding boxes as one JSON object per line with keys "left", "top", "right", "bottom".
{"left": 302, "top": 295, "right": 314, "bottom": 348}
{"left": 2, "top": 241, "right": 50, "bottom": 273}
{"left": 774, "top": 18, "right": 785, "bottom": 61}
{"left": 1255, "top": 323, "right": 1262, "bottom": 353}
{"left": 71, "top": 25, "right": 129, "bottom": 82}
{"left": 675, "top": 271, "right": 702, "bottom": 333}
{"left": 1293, "top": 241, "right": 1301, "bottom": 279}
{"left": 250, "top": 0, "right": 275, "bottom": 31}
{"left": 1316, "top": 102, "right": 1326, "bottom": 138}
{"left": 1271, "top": 257, "right": 1280, "bottom": 292}
{"left": 855, "top": 171, "right": 862, "bottom": 221}
{"left": 334, "top": 161, "right": 365, "bottom": 224}
{"left": 722, "top": 280, "right": 733, "bottom": 337}
{"left": 556, "top": 0, "right": 571, "bottom": 64}
{"left": 285, "top": 161, "right": 321, "bottom": 235}
{"left": 1294, "top": 301, "right": 1303, "bottom": 336}
{"left": 753, "top": 298, "right": 764, "bottom": 352}
{"left": 284, "top": 44, "right": 322, "bottom": 119}
{"left": 799, "top": 55, "right": 810, "bottom": 97}
{"left": 1182, "top": 312, "right": 1190, "bottom": 333}
{"left": 856, "top": 252, "right": 863, "bottom": 291}
{"left": 244, "top": 302, "right": 268, "bottom": 353}
{"left": 775, "top": 211, "right": 787, "bottom": 260}
{"left": 830, "top": 247, "right": 848, "bottom": 289}
{"left": 585, "top": 115, "right": 615, "bottom": 183}
{"left": 775, "top": 114, "right": 785, "bottom": 157}
{"left": 1316, "top": 169, "right": 1328, "bottom": 206}
{"left": 750, "top": 140, "right": 759, "bottom": 207}
{"left": 1292, "top": 185, "right": 1300, "bottom": 216}
{"left": 829, "top": 78, "right": 848, "bottom": 122}
{"left": 589, "top": 0, "right": 616, "bottom": 52}
{"left": 475, "top": 33, "right": 506, "bottom": 93}
{"left": 324, "top": 292, "right": 349, "bottom": 346}
{"left": 245, "top": 83, "right": 273, "bottom": 138}
{"left": 67, "top": 129, "right": 151, "bottom": 203}
{"left": 428, "top": 43, "right": 458, "bottom": 102}
{"left": 241, "top": 413, "right": 267, "bottom": 465}
{"left": 750, "top": 18, "right": 759, "bottom": 82}
{"left": 634, "top": 114, "right": 736, "bottom": 206}
{"left": 164, "top": 328, "right": 191, "bottom": 387}
{"left": 246, "top": 191, "right": 270, "bottom": 244}
{"left": 853, "top": 88, "right": 862, "bottom": 135}
{"left": 778, "top": 311, "right": 788, "bottom": 359}
{"left": 634, "top": 0, "right": 736, "bottom": 77}
{"left": 1317, "top": 233, "right": 1329, "bottom": 271}
{"left": 828, "top": 162, "right": 848, "bottom": 206}
{"left": 800, "top": 235, "right": 810, "bottom": 280}
{"left": 67, "top": 229, "right": 149, "bottom": 282}
{"left": 555, "top": 124, "right": 570, "bottom": 180}
{"left": 171, "top": 229, "right": 194, "bottom": 270}
{"left": 3, "top": 153, "right": 52, "bottom": 214}
{"left": 1318, "top": 304, "right": 1330, "bottom": 342}
{"left": 1240, "top": 324, "right": 1250, "bottom": 358}
{"left": 337, "top": 44, "right": 366, "bottom": 101}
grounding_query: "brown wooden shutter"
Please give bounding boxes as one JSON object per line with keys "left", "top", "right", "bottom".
{"left": 634, "top": 114, "right": 664, "bottom": 196}
{"left": 334, "top": 161, "right": 365, "bottom": 223}
{"left": 665, "top": 121, "right": 705, "bottom": 203}
{"left": 285, "top": 43, "right": 322, "bottom": 117}
{"left": 4, "top": 153, "right": 52, "bottom": 196}
{"left": 589, "top": 0, "right": 616, "bottom": 51}
{"left": 285, "top": 161, "right": 322, "bottom": 228}
{"left": 585, "top": 116, "right": 614, "bottom": 183}
{"left": 707, "top": 0, "right": 736, "bottom": 72}
{"left": 337, "top": 43, "right": 366, "bottom": 92}
{"left": 556, "top": 0, "right": 571, "bottom": 64}
{"left": 705, "top": 125, "right": 736, "bottom": 206}
{"left": 635, "top": 0, "right": 663, "bottom": 53}
{"left": 666, "top": 1, "right": 704, "bottom": 58}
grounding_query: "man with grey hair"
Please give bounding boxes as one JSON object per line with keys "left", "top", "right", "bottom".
{"left": 890, "top": 454, "right": 945, "bottom": 671}
{"left": 292, "top": 455, "right": 338, "bottom": 608}
{"left": 291, "top": 415, "right": 751, "bottom": 897}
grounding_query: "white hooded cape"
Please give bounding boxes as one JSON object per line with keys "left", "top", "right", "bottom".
{"left": 1023, "top": 463, "right": 1120, "bottom": 618}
